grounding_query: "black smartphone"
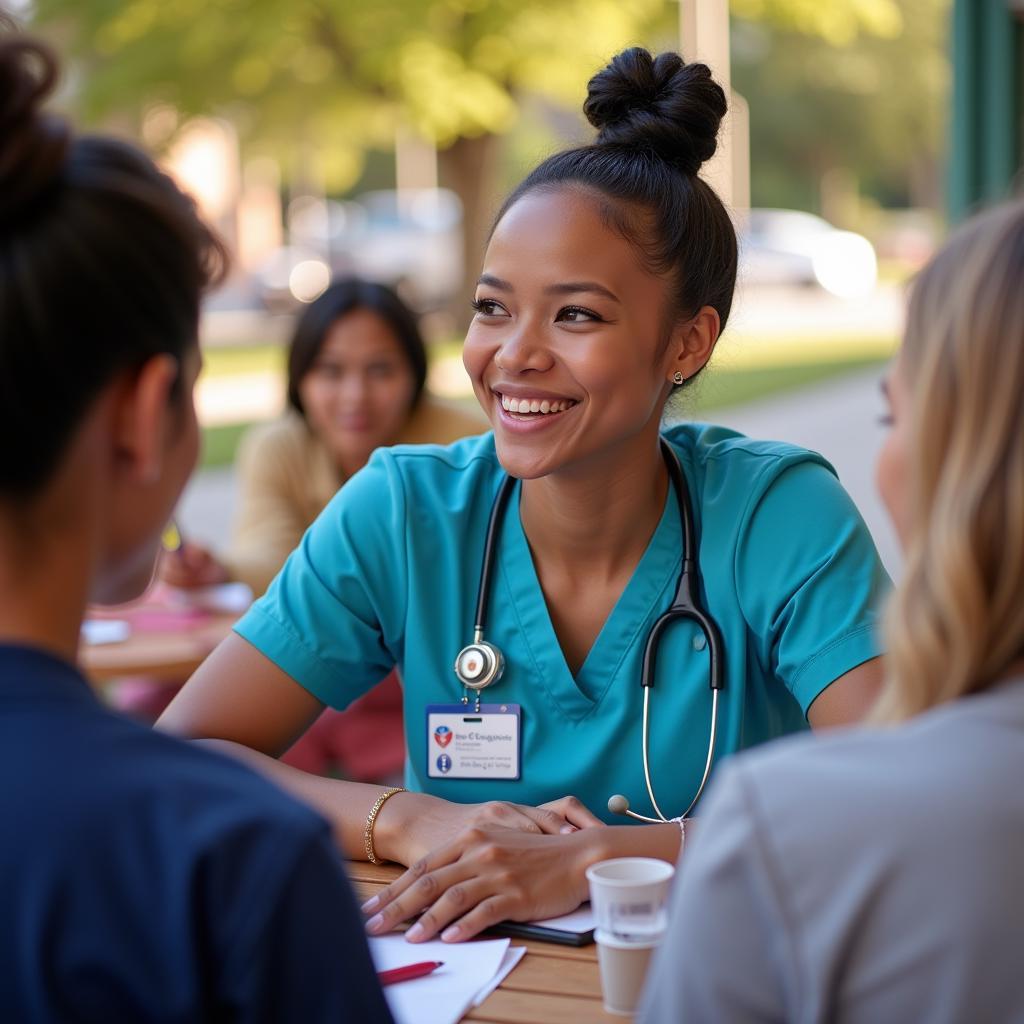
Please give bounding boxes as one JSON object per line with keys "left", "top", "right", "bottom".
{"left": 486, "top": 920, "right": 595, "bottom": 947}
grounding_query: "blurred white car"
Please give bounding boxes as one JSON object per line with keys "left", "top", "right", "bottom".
{"left": 255, "top": 188, "right": 463, "bottom": 313}
{"left": 254, "top": 245, "right": 337, "bottom": 314}
{"left": 350, "top": 189, "right": 463, "bottom": 311}
{"left": 738, "top": 208, "right": 878, "bottom": 298}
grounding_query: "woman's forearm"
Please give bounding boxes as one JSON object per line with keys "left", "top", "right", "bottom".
{"left": 576, "top": 821, "right": 683, "bottom": 876}
{"left": 557, "top": 822, "right": 688, "bottom": 911}
{"left": 195, "top": 739, "right": 401, "bottom": 858}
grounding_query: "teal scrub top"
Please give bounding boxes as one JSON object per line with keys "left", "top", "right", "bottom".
{"left": 235, "top": 425, "right": 889, "bottom": 823}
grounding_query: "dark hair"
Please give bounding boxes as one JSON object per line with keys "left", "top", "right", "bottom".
{"left": 496, "top": 48, "right": 737, "bottom": 382}
{"left": 286, "top": 278, "right": 428, "bottom": 417}
{"left": 0, "top": 35, "right": 227, "bottom": 500}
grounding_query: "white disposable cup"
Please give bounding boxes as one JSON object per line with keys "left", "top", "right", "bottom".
{"left": 594, "top": 931, "right": 658, "bottom": 1016}
{"left": 585, "top": 857, "right": 675, "bottom": 944}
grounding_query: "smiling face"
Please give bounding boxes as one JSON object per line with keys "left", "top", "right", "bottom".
{"left": 298, "top": 308, "right": 419, "bottom": 474}
{"left": 463, "top": 188, "right": 684, "bottom": 480}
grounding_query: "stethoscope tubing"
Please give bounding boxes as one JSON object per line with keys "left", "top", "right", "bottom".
{"left": 455, "top": 438, "right": 726, "bottom": 821}
{"left": 473, "top": 473, "right": 517, "bottom": 639}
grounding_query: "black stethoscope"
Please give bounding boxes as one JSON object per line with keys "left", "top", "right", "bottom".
{"left": 453, "top": 438, "right": 725, "bottom": 822}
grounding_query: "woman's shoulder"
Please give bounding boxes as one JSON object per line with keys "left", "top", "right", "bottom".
{"left": 663, "top": 420, "right": 842, "bottom": 518}
{"left": 664, "top": 421, "right": 833, "bottom": 475}
{"left": 722, "top": 679, "right": 1024, "bottom": 841}
{"left": 399, "top": 394, "right": 489, "bottom": 446}
{"left": 383, "top": 430, "right": 500, "bottom": 481}
{"left": 238, "top": 411, "right": 317, "bottom": 463}
{"left": 343, "top": 431, "right": 502, "bottom": 519}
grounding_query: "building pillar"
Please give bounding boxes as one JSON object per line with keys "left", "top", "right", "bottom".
{"left": 948, "top": 0, "right": 1024, "bottom": 221}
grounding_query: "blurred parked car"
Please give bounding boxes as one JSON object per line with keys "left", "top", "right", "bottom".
{"left": 254, "top": 245, "right": 339, "bottom": 315}
{"left": 351, "top": 189, "right": 462, "bottom": 311}
{"left": 738, "top": 208, "right": 878, "bottom": 298}
{"left": 254, "top": 188, "right": 462, "bottom": 314}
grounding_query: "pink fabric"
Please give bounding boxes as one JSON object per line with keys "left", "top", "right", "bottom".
{"left": 281, "top": 671, "right": 405, "bottom": 783}
{"left": 111, "top": 678, "right": 177, "bottom": 720}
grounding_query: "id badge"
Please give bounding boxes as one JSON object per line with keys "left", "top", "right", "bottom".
{"left": 425, "top": 703, "right": 521, "bottom": 780}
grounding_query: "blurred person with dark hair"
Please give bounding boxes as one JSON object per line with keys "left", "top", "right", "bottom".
{"left": 163, "top": 278, "right": 483, "bottom": 598}
{"left": 156, "top": 279, "right": 485, "bottom": 781}
{"left": 0, "top": 32, "right": 391, "bottom": 1023}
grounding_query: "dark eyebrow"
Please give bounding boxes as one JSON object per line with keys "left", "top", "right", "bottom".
{"left": 475, "top": 274, "right": 621, "bottom": 304}
{"left": 545, "top": 281, "right": 621, "bottom": 303}
{"left": 477, "top": 274, "right": 513, "bottom": 290}
{"left": 879, "top": 377, "right": 890, "bottom": 399}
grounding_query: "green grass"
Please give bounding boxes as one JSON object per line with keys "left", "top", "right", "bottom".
{"left": 199, "top": 352, "right": 885, "bottom": 471}
{"left": 684, "top": 353, "right": 885, "bottom": 415}
{"left": 201, "top": 344, "right": 285, "bottom": 378}
{"left": 200, "top": 421, "right": 255, "bottom": 470}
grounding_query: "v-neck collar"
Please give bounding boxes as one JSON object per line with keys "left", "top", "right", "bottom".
{"left": 498, "top": 480, "right": 681, "bottom": 721}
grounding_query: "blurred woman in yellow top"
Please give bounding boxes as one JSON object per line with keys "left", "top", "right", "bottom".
{"left": 161, "top": 278, "right": 485, "bottom": 779}
{"left": 165, "top": 278, "right": 485, "bottom": 595}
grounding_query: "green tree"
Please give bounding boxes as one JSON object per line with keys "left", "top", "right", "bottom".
{"left": 26, "top": 0, "right": 921, "bottom": 306}
{"left": 29, "top": 0, "right": 672, "bottom": 314}
{"left": 732, "top": 0, "right": 951, "bottom": 214}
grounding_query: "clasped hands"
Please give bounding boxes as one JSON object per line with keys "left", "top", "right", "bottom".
{"left": 363, "top": 794, "right": 605, "bottom": 943}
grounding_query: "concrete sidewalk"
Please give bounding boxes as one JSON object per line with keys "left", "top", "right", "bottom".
{"left": 708, "top": 365, "right": 900, "bottom": 579}
{"left": 178, "top": 365, "right": 900, "bottom": 581}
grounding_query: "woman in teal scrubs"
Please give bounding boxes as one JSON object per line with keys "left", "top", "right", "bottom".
{"left": 161, "top": 48, "right": 887, "bottom": 941}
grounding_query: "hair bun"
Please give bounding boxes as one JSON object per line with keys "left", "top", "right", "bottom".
{"left": 583, "top": 48, "right": 726, "bottom": 177}
{"left": 0, "top": 37, "right": 70, "bottom": 223}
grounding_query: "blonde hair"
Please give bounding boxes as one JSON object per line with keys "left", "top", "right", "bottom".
{"left": 875, "top": 199, "right": 1024, "bottom": 722}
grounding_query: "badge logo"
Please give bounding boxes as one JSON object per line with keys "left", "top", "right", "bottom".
{"left": 434, "top": 725, "right": 453, "bottom": 748}
{"left": 436, "top": 753, "right": 452, "bottom": 774}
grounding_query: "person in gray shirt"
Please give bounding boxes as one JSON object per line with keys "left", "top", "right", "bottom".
{"left": 640, "top": 198, "right": 1024, "bottom": 1024}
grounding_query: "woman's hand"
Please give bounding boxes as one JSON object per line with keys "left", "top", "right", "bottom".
{"left": 363, "top": 826, "right": 603, "bottom": 943}
{"left": 364, "top": 813, "right": 684, "bottom": 943}
{"left": 159, "top": 542, "right": 230, "bottom": 589}
{"left": 538, "top": 795, "right": 605, "bottom": 830}
{"left": 375, "top": 792, "right": 604, "bottom": 867}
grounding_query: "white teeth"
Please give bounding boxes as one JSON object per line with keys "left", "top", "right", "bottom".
{"left": 499, "top": 394, "right": 575, "bottom": 416}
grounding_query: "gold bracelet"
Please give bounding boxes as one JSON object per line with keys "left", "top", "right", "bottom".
{"left": 364, "top": 787, "right": 405, "bottom": 865}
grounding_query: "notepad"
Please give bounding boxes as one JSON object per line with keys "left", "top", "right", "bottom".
{"left": 81, "top": 619, "right": 131, "bottom": 646}
{"left": 165, "top": 581, "right": 253, "bottom": 614}
{"left": 368, "top": 935, "right": 525, "bottom": 1024}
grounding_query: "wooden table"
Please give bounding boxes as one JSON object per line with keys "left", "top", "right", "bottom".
{"left": 80, "top": 609, "right": 239, "bottom": 684}
{"left": 349, "top": 861, "right": 626, "bottom": 1023}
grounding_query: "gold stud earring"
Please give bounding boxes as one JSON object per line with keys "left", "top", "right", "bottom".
{"left": 672, "top": 371, "right": 685, "bottom": 385}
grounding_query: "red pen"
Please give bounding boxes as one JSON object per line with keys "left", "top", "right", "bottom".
{"left": 378, "top": 960, "right": 445, "bottom": 987}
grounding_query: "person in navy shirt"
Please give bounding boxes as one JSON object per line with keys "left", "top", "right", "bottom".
{"left": 0, "top": 32, "right": 392, "bottom": 1023}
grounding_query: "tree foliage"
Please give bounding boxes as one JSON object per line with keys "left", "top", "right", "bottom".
{"left": 29, "top": 0, "right": 920, "bottom": 187}
{"left": 23, "top": 0, "right": 948, "bottom": 312}
{"left": 32, "top": 0, "right": 669, "bottom": 186}
{"left": 732, "top": 0, "right": 951, "bottom": 211}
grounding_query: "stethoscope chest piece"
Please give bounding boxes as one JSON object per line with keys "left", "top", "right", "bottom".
{"left": 454, "top": 640, "right": 505, "bottom": 691}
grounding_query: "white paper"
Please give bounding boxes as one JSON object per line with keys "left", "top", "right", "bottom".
{"left": 81, "top": 619, "right": 131, "bottom": 646}
{"left": 165, "top": 581, "right": 253, "bottom": 614}
{"left": 472, "top": 945, "right": 526, "bottom": 1006}
{"left": 369, "top": 934, "right": 510, "bottom": 1024}
{"left": 529, "top": 903, "right": 596, "bottom": 934}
